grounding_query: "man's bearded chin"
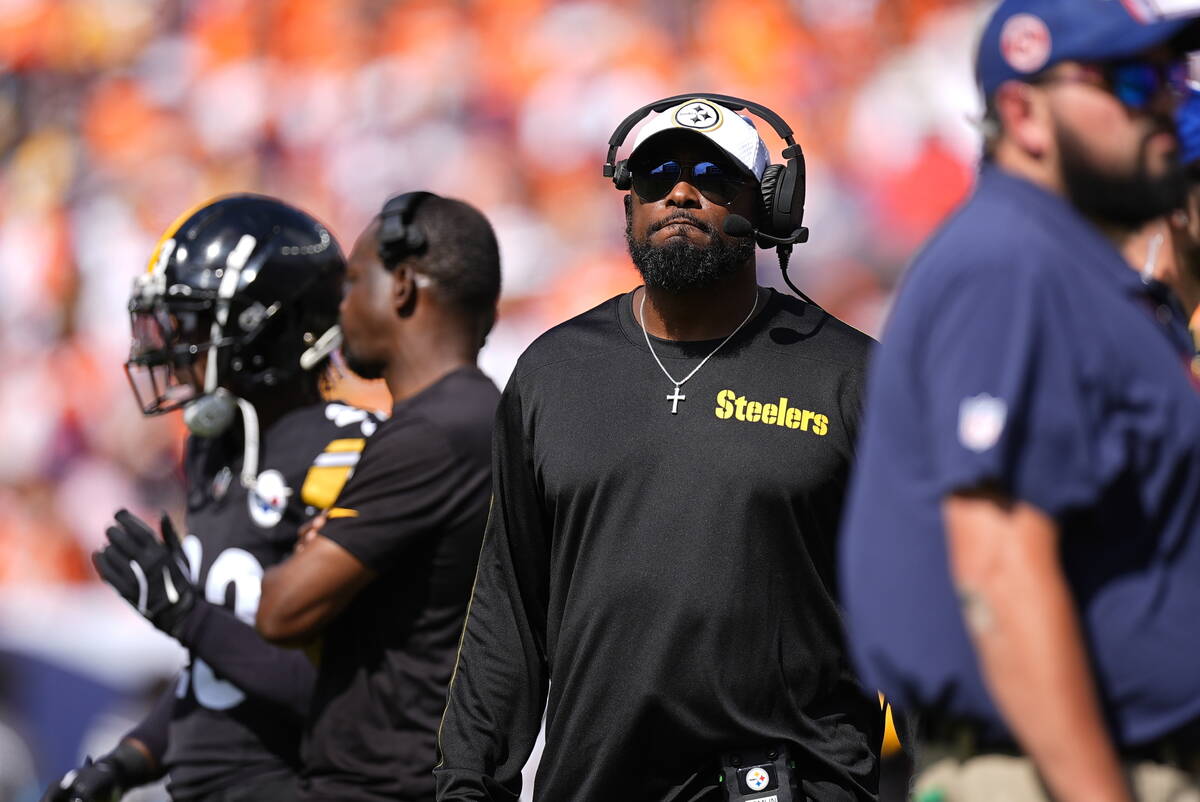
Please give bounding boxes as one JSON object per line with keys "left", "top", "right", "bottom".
{"left": 625, "top": 213, "right": 755, "bottom": 292}
{"left": 341, "top": 345, "right": 385, "bottom": 381}
{"left": 1057, "top": 122, "right": 1188, "bottom": 229}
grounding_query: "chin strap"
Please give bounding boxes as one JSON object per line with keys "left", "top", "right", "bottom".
{"left": 236, "top": 396, "right": 260, "bottom": 491}
{"left": 182, "top": 391, "right": 259, "bottom": 491}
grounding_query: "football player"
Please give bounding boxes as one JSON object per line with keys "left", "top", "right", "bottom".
{"left": 42, "top": 195, "right": 381, "bottom": 802}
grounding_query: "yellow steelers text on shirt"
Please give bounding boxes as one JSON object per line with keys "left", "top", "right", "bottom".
{"left": 713, "top": 389, "right": 828, "bottom": 435}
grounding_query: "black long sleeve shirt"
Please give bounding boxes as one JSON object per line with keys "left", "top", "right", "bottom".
{"left": 436, "top": 289, "right": 884, "bottom": 802}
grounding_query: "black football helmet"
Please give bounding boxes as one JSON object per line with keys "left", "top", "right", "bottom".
{"left": 125, "top": 194, "right": 345, "bottom": 421}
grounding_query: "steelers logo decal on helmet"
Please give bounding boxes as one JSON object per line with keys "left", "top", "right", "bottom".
{"left": 673, "top": 100, "right": 722, "bottom": 131}
{"left": 248, "top": 469, "right": 292, "bottom": 528}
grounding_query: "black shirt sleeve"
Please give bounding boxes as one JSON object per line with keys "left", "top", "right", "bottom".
{"left": 124, "top": 681, "right": 175, "bottom": 770}
{"left": 435, "top": 379, "right": 550, "bottom": 801}
{"left": 320, "top": 412, "right": 462, "bottom": 573}
{"left": 172, "top": 598, "right": 315, "bottom": 719}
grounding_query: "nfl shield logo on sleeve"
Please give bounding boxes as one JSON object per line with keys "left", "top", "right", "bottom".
{"left": 958, "top": 393, "right": 1007, "bottom": 453}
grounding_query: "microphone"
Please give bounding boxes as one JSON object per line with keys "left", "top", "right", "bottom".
{"left": 723, "top": 215, "right": 821, "bottom": 309}
{"left": 722, "top": 214, "right": 809, "bottom": 246}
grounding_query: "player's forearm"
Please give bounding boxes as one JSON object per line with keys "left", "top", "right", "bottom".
{"left": 174, "top": 598, "right": 316, "bottom": 717}
{"left": 115, "top": 737, "right": 162, "bottom": 783}
{"left": 945, "top": 494, "right": 1132, "bottom": 802}
{"left": 123, "top": 682, "right": 174, "bottom": 774}
{"left": 257, "top": 565, "right": 330, "bottom": 646}
{"left": 257, "top": 541, "right": 373, "bottom": 646}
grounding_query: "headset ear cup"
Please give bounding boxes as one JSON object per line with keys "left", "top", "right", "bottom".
{"left": 614, "top": 159, "right": 631, "bottom": 191}
{"left": 774, "top": 162, "right": 803, "bottom": 238}
{"left": 757, "top": 164, "right": 785, "bottom": 247}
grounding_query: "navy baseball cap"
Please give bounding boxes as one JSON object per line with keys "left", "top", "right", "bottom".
{"left": 976, "top": 0, "right": 1200, "bottom": 98}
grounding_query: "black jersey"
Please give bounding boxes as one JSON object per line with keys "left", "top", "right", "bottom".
{"left": 436, "top": 289, "right": 884, "bottom": 802}
{"left": 164, "top": 401, "right": 382, "bottom": 801}
{"left": 300, "top": 368, "right": 498, "bottom": 802}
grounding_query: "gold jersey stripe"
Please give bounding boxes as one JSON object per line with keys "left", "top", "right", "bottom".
{"left": 327, "top": 507, "right": 358, "bottom": 519}
{"left": 324, "top": 438, "right": 366, "bottom": 453}
{"left": 300, "top": 465, "right": 354, "bottom": 510}
{"left": 300, "top": 438, "right": 367, "bottom": 510}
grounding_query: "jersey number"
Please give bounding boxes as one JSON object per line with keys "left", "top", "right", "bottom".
{"left": 175, "top": 536, "right": 264, "bottom": 710}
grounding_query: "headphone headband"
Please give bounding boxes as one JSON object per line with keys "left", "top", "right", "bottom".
{"left": 378, "top": 190, "right": 437, "bottom": 267}
{"left": 603, "top": 93, "right": 798, "bottom": 178}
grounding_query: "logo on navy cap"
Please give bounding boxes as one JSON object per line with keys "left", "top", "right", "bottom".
{"left": 1000, "top": 13, "right": 1052, "bottom": 74}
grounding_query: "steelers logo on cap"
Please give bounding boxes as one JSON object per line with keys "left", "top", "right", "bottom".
{"left": 673, "top": 100, "right": 723, "bottom": 132}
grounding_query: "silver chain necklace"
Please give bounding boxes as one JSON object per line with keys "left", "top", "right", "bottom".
{"left": 637, "top": 288, "right": 759, "bottom": 414}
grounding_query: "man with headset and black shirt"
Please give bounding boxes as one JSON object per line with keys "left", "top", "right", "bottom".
{"left": 255, "top": 192, "right": 501, "bottom": 802}
{"left": 42, "top": 195, "right": 380, "bottom": 802}
{"left": 436, "top": 95, "right": 883, "bottom": 802}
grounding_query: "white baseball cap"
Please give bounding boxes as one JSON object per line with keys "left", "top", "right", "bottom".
{"left": 628, "top": 97, "right": 771, "bottom": 182}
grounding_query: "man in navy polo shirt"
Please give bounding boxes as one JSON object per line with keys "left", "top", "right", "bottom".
{"left": 839, "top": 1, "right": 1200, "bottom": 801}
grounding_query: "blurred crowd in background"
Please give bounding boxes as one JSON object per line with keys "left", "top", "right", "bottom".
{"left": 0, "top": 0, "right": 987, "bottom": 796}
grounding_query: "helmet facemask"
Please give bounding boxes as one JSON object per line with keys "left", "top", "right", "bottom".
{"left": 124, "top": 283, "right": 215, "bottom": 416}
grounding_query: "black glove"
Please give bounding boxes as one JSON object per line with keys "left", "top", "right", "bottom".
{"left": 40, "top": 756, "right": 120, "bottom": 802}
{"left": 40, "top": 741, "right": 156, "bottom": 802}
{"left": 93, "top": 509, "right": 195, "bottom": 636}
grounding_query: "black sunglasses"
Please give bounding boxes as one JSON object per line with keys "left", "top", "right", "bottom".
{"left": 630, "top": 159, "right": 750, "bottom": 206}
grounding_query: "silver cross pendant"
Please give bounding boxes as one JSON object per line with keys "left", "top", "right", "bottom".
{"left": 667, "top": 385, "right": 685, "bottom": 414}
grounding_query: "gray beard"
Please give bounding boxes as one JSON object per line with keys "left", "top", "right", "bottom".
{"left": 625, "top": 211, "right": 754, "bottom": 292}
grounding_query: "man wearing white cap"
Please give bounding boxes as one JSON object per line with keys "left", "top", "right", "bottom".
{"left": 436, "top": 96, "right": 882, "bottom": 802}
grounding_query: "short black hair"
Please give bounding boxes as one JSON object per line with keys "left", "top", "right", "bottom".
{"left": 385, "top": 195, "right": 502, "bottom": 333}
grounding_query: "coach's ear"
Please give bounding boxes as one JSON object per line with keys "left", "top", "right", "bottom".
{"left": 391, "top": 265, "right": 418, "bottom": 318}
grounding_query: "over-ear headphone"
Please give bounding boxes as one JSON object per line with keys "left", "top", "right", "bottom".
{"left": 378, "top": 191, "right": 437, "bottom": 268}
{"left": 603, "top": 93, "right": 809, "bottom": 249}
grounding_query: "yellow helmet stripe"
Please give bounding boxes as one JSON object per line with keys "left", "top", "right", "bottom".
{"left": 144, "top": 197, "right": 220, "bottom": 275}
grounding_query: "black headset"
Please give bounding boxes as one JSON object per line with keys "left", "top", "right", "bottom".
{"left": 378, "top": 190, "right": 437, "bottom": 268}
{"left": 603, "top": 93, "right": 809, "bottom": 250}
